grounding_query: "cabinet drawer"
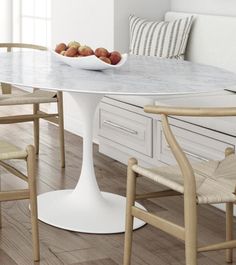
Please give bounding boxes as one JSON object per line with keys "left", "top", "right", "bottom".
{"left": 157, "top": 121, "right": 235, "bottom": 165}
{"left": 99, "top": 103, "right": 152, "bottom": 157}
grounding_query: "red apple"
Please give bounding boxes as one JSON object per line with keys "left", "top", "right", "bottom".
{"left": 65, "top": 47, "right": 78, "bottom": 57}
{"left": 55, "top": 43, "right": 67, "bottom": 54}
{"left": 95, "top": 47, "right": 110, "bottom": 58}
{"left": 78, "top": 46, "right": 94, "bottom": 56}
{"left": 109, "top": 51, "right": 122, "bottom": 65}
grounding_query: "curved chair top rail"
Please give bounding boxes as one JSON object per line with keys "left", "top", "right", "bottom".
{"left": 144, "top": 105, "right": 236, "bottom": 117}
{"left": 0, "top": 43, "right": 47, "bottom": 51}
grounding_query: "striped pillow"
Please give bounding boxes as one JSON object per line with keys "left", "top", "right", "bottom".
{"left": 129, "top": 15, "right": 193, "bottom": 59}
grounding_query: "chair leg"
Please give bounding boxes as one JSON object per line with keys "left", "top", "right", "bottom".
{"left": 33, "top": 104, "right": 40, "bottom": 155}
{"left": 123, "top": 158, "right": 137, "bottom": 265}
{"left": 26, "top": 145, "right": 40, "bottom": 262}
{"left": 226, "top": 202, "right": 234, "bottom": 263}
{"left": 184, "top": 197, "right": 198, "bottom": 265}
{"left": 0, "top": 202, "right": 2, "bottom": 229}
{"left": 0, "top": 174, "right": 2, "bottom": 229}
{"left": 57, "top": 91, "right": 65, "bottom": 168}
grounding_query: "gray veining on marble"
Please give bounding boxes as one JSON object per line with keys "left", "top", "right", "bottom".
{"left": 0, "top": 51, "right": 236, "bottom": 95}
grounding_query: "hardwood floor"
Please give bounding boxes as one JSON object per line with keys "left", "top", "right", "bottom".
{"left": 0, "top": 101, "right": 235, "bottom": 264}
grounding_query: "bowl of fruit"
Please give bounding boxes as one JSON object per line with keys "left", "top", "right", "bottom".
{"left": 53, "top": 41, "right": 127, "bottom": 70}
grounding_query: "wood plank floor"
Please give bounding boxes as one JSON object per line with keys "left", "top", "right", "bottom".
{"left": 0, "top": 100, "right": 236, "bottom": 264}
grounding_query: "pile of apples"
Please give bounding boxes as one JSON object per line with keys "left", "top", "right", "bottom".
{"left": 55, "top": 41, "right": 122, "bottom": 65}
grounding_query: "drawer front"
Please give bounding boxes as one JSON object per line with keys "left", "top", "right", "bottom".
{"left": 157, "top": 121, "right": 235, "bottom": 165}
{"left": 99, "top": 103, "right": 152, "bottom": 157}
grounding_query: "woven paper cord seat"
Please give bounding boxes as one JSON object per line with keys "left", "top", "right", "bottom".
{"left": 133, "top": 154, "right": 236, "bottom": 204}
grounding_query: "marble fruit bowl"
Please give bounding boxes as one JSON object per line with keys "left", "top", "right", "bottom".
{"left": 52, "top": 50, "right": 128, "bottom": 70}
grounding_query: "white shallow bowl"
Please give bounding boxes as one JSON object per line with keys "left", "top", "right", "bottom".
{"left": 52, "top": 50, "right": 128, "bottom": 70}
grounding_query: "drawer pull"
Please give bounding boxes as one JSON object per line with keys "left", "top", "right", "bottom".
{"left": 103, "top": 120, "right": 138, "bottom": 135}
{"left": 167, "top": 146, "right": 209, "bottom": 162}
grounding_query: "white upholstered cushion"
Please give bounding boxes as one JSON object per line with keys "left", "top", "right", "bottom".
{"left": 165, "top": 12, "right": 236, "bottom": 73}
{"left": 129, "top": 15, "right": 193, "bottom": 59}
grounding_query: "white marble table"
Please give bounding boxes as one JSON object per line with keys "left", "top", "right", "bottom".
{"left": 1, "top": 51, "right": 236, "bottom": 234}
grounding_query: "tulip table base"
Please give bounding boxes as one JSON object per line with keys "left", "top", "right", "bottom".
{"left": 37, "top": 93, "right": 145, "bottom": 233}
{"left": 37, "top": 190, "right": 145, "bottom": 233}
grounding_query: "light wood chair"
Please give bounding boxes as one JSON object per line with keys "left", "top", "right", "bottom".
{"left": 124, "top": 105, "right": 236, "bottom": 265}
{"left": 0, "top": 43, "right": 65, "bottom": 168}
{"left": 0, "top": 140, "right": 39, "bottom": 261}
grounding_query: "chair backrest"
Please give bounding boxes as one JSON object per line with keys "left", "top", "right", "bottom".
{"left": 144, "top": 105, "right": 236, "bottom": 193}
{"left": 0, "top": 43, "right": 47, "bottom": 94}
{"left": 0, "top": 43, "right": 47, "bottom": 52}
{"left": 145, "top": 106, "right": 236, "bottom": 117}
{"left": 165, "top": 12, "right": 236, "bottom": 73}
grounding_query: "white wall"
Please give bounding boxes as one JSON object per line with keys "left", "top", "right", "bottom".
{"left": 0, "top": 0, "right": 13, "bottom": 42}
{"left": 114, "top": 0, "right": 170, "bottom": 52}
{"left": 171, "top": 0, "right": 236, "bottom": 16}
{"left": 51, "top": 0, "right": 114, "bottom": 51}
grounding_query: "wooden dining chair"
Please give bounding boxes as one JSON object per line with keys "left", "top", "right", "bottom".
{"left": 0, "top": 43, "right": 65, "bottom": 168}
{"left": 124, "top": 105, "right": 236, "bottom": 265}
{"left": 0, "top": 141, "right": 39, "bottom": 261}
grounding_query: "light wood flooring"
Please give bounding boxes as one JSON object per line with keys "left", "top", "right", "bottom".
{"left": 0, "top": 101, "right": 236, "bottom": 265}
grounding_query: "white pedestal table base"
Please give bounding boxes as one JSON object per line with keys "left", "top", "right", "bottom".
{"left": 37, "top": 93, "right": 146, "bottom": 233}
{"left": 38, "top": 190, "right": 145, "bottom": 233}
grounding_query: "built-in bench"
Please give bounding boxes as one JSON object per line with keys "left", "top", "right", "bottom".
{"left": 98, "top": 12, "right": 236, "bottom": 169}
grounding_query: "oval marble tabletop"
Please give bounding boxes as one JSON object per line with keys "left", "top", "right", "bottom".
{"left": 2, "top": 50, "right": 236, "bottom": 234}
{"left": 0, "top": 51, "right": 236, "bottom": 95}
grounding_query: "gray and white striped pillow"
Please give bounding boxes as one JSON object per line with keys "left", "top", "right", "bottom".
{"left": 129, "top": 15, "right": 193, "bottom": 59}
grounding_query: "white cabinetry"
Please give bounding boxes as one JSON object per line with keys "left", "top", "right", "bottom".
{"left": 99, "top": 96, "right": 236, "bottom": 167}
{"left": 157, "top": 118, "right": 235, "bottom": 165}
{"left": 99, "top": 102, "right": 152, "bottom": 157}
